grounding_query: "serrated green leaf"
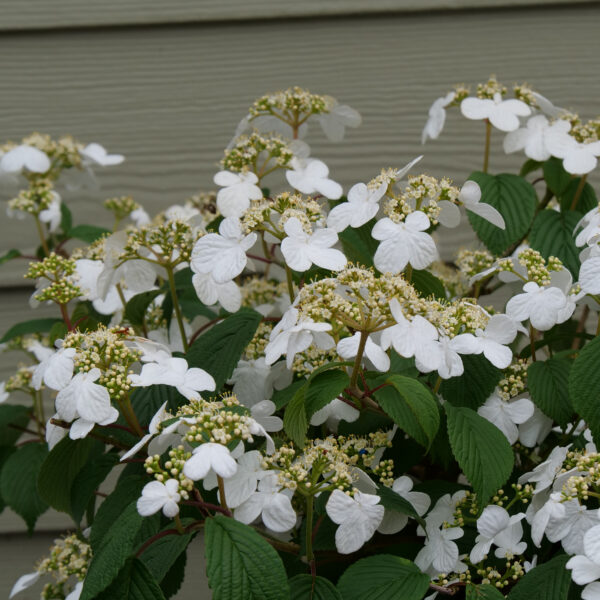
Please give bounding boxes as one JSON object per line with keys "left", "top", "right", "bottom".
{"left": 95, "top": 558, "right": 166, "bottom": 600}
{"left": 466, "top": 582, "right": 505, "bottom": 599}
{"left": 178, "top": 288, "right": 218, "bottom": 320}
{"left": 160, "top": 548, "right": 187, "bottom": 599}
{"left": 68, "top": 224, "right": 111, "bottom": 243}
{"left": 570, "top": 336, "right": 600, "bottom": 442}
{"left": 289, "top": 574, "right": 342, "bottom": 600}
{"left": 337, "top": 554, "right": 430, "bottom": 600}
{"left": 339, "top": 220, "right": 378, "bottom": 267}
{"left": 81, "top": 502, "right": 144, "bottom": 600}
{"left": 305, "top": 370, "right": 350, "bottom": 420}
{"left": 377, "top": 484, "right": 425, "bottom": 528}
{"left": 466, "top": 172, "right": 537, "bottom": 255}
{"left": 204, "top": 515, "right": 289, "bottom": 600}
{"left": 186, "top": 308, "right": 262, "bottom": 391}
{"left": 139, "top": 523, "right": 194, "bottom": 583}
{"left": 125, "top": 290, "right": 163, "bottom": 326}
{"left": 411, "top": 269, "right": 446, "bottom": 299}
{"left": 375, "top": 375, "right": 439, "bottom": 448}
{"left": 283, "top": 386, "right": 308, "bottom": 447}
{"left": 543, "top": 157, "right": 571, "bottom": 196}
{"left": 271, "top": 380, "right": 304, "bottom": 410}
{"left": 0, "top": 404, "right": 30, "bottom": 446}
{"left": 0, "top": 442, "right": 48, "bottom": 531}
{"left": 440, "top": 354, "right": 502, "bottom": 410}
{"left": 38, "top": 436, "right": 102, "bottom": 514}
{"left": 528, "top": 358, "right": 574, "bottom": 427}
{"left": 444, "top": 404, "right": 513, "bottom": 504}
{"left": 529, "top": 209, "right": 581, "bottom": 276}
{"left": 508, "top": 554, "right": 571, "bottom": 600}
{"left": 0, "top": 248, "right": 21, "bottom": 265}
{"left": 0, "top": 317, "right": 63, "bottom": 344}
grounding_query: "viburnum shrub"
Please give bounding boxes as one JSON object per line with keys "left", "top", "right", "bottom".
{"left": 1, "top": 79, "right": 600, "bottom": 600}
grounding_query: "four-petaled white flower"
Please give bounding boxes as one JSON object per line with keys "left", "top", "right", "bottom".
{"left": 130, "top": 356, "right": 215, "bottom": 400}
{"left": 213, "top": 170, "right": 263, "bottom": 218}
{"left": 327, "top": 181, "right": 386, "bottom": 232}
{"left": 518, "top": 445, "right": 569, "bottom": 493}
{"left": 470, "top": 506, "right": 527, "bottom": 563}
{"left": 80, "top": 143, "right": 124, "bottom": 166}
{"left": 415, "top": 524, "right": 465, "bottom": 575}
{"left": 422, "top": 91, "right": 455, "bottom": 143}
{"left": 285, "top": 158, "right": 343, "bottom": 199}
{"left": 545, "top": 125, "right": 600, "bottom": 175}
{"left": 137, "top": 479, "right": 181, "bottom": 518}
{"left": 337, "top": 332, "right": 390, "bottom": 373}
{"left": 0, "top": 145, "right": 51, "bottom": 174}
{"left": 372, "top": 211, "right": 438, "bottom": 273}
{"left": 567, "top": 524, "right": 600, "bottom": 600}
{"left": 470, "top": 314, "right": 518, "bottom": 369}
{"left": 55, "top": 368, "right": 119, "bottom": 439}
{"left": 264, "top": 307, "right": 334, "bottom": 368}
{"left": 431, "top": 333, "right": 479, "bottom": 380}
{"left": 229, "top": 358, "right": 291, "bottom": 408}
{"left": 190, "top": 217, "right": 257, "bottom": 283}
{"left": 191, "top": 270, "right": 242, "bottom": 313}
{"left": 32, "top": 347, "right": 76, "bottom": 391}
{"left": 310, "top": 398, "right": 359, "bottom": 429}
{"left": 460, "top": 93, "right": 531, "bottom": 132}
{"left": 459, "top": 180, "right": 505, "bottom": 229}
{"left": 546, "top": 499, "right": 600, "bottom": 555}
{"left": 575, "top": 206, "right": 600, "bottom": 248}
{"left": 377, "top": 476, "right": 431, "bottom": 535}
{"left": 317, "top": 100, "right": 362, "bottom": 142}
{"left": 326, "top": 489, "right": 385, "bottom": 554}
{"left": 503, "top": 114, "right": 554, "bottom": 162}
{"left": 506, "top": 281, "right": 568, "bottom": 331}
{"left": 120, "top": 401, "right": 173, "bottom": 461}
{"left": 280, "top": 217, "right": 347, "bottom": 272}
{"left": 478, "top": 392, "right": 535, "bottom": 445}
{"left": 183, "top": 442, "right": 238, "bottom": 481}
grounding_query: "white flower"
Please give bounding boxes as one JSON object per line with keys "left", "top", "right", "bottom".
{"left": 337, "top": 332, "right": 390, "bottom": 372}
{"left": 470, "top": 506, "right": 526, "bottom": 563}
{"left": 191, "top": 271, "right": 242, "bottom": 313}
{"left": 415, "top": 524, "right": 465, "bottom": 574}
{"left": 460, "top": 93, "right": 531, "bottom": 132}
{"left": 285, "top": 158, "right": 342, "bottom": 199}
{"left": 377, "top": 476, "right": 431, "bottom": 535}
{"left": 0, "top": 381, "right": 8, "bottom": 403}
{"left": 264, "top": 307, "right": 334, "bottom": 369}
{"left": 545, "top": 125, "right": 600, "bottom": 175}
{"left": 580, "top": 253, "right": 600, "bottom": 295}
{"left": 459, "top": 180, "right": 505, "bottom": 229}
{"left": 130, "top": 206, "right": 151, "bottom": 226}
{"left": 190, "top": 217, "right": 257, "bottom": 284}
{"left": 229, "top": 357, "right": 291, "bottom": 408}
{"left": 567, "top": 525, "right": 600, "bottom": 595}
{"left": 80, "top": 143, "right": 124, "bottom": 166}
{"left": 310, "top": 398, "right": 359, "bottom": 429}
{"left": 137, "top": 479, "right": 181, "bottom": 518}
{"left": 39, "top": 192, "right": 62, "bottom": 232}
{"left": 546, "top": 499, "right": 600, "bottom": 555}
{"left": 372, "top": 211, "right": 438, "bottom": 273}
{"left": 0, "top": 145, "right": 50, "bottom": 173}
{"left": 65, "top": 581, "right": 83, "bottom": 600}
{"left": 120, "top": 401, "right": 172, "bottom": 461}
{"left": 32, "top": 346, "right": 76, "bottom": 391}
{"left": 213, "top": 170, "right": 263, "bottom": 218}
{"left": 130, "top": 356, "right": 215, "bottom": 400}
{"left": 183, "top": 442, "right": 238, "bottom": 481}
{"left": 45, "top": 414, "right": 68, "bottom": 449}
{"left": 327, "top": 181, "right": 386, "bottom": 232}
{"left": 478, "top": 392, "right": 535, "bottom": 444}
{"left": 55, "top": 368, "right": 119, "bottom": 439}
{"left": 575, "top": 206, "right": 600, "bottom": 247}
{"left": 470, "top": 314, "right": 517, "bottom": 369}
{"left": 250, "top": 400, "right": 283, "bottom": 433}
{"left": 280, "top": 218, "right": 347, "bottom": 272}
{"left": 518, "top": 445, "right": 569, "bottom": 493}
{"left": 317, "top": 100, "right": 362, "bottom": 142}
{"left": 234, "top": 472, "right": 296, "bottom": 532}
{"left": 326, "top": 489, "right": 385, "bottom": 554}
{"left": 431, "top": 334, "right": 479, "bottom": 380}
{"left": 503, "top": 114, "right": 553, "bottom": 162}
{"left": 529, "top": 492, "right": 565, "bottom": 547}
{"left": 422, "top": 91, "right": 455, "bottom": 143}
{"left": 518, "top": 405, "right": 554, "bottom": 448}
{"left": 9, "top": 571, "right": 41, "bottom": 598}
{"left": 506, "top": 281, "right": 568, "bottom": 331}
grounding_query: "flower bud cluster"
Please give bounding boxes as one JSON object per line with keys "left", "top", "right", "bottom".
{"left": 498, "top": 359, "right": 529, "bottom": 401}
{"left": 144, "top": 445, "right": 194, "bottom": 499}
{"left": 517, "top": 248, "right": 563, "bottom": 285}
{"left": 7, "top": 178, "right": 56, "bottom": 217}
{"left": 6, "top": 365, "right": 35, "bottom": 393}
{"left": 569, "top": 116, "right": 600, "bottom": 144}
{"left": 244, "top": 322, "right": 273, "bottom": 360}
{"left": 240, "top": 277, "right": 287, "bottom": 310}
{"left": 292, "top": 346, "right": 339, "bottom": 377}
{"left": 372, "top": 459, "right": 395, "bottom": 486}
{"left": 25, "top": 254, "right": 83, "bottom": 305}
{"left": 476, "top": 76, "right": 507, "bottom": 99}
{"left": 62, "top": 326, "right": 141, "bottom": 399}
{"left": 561, "top": 450, "right": 600, "bottom": 502}
{"left": 427, "top": 299, "right": 489, "bottom": 337}
{"left": 222, "top": 132, "right": 295, "bottom": 173}
{"left": 456, "top": 248, "right": 495, "bottom": 280}
{"left": 249, "top": 87, "right": 330, "bottom": 120}
{"left": 104, "top": 195, "right": 140, "bottom": 221}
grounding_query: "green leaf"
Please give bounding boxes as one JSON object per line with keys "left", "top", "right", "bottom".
{"left": 289, "top": 574, "right": 342, "bottom": 600}
{"left": 377, "top": 484, "right": 425, "bottom": 528}
{"left": 179, "top": 288, "right": 218, "bottom": 321}
{"left": 336, "top": 554, "right": 430, "bottom": 600}
{"left": 529, "top": 210, "right": 581, "bottom": 276}
{"left": 60, "top": 202, "right": 73, "bottom": 233}
{"left": 204, "top": 514, "right": 289, "bottom": 600}
{"left": 186, "top": 308, "right": 262, "bottom": 391}
{"left": 466, "top": 583, "right": 505, "bottom": 599}
{"left": 543, "top": 157, "right": 571, "bottom": 196}
{"left": 444, "top": 404, "right": 513, "bottom": 504}
{"left": 0, "top": 317, "right": 63, "bottom": 344}
{"left": 139, "top": 524, "right": 194, "bottom": 583}
{"left": 125, "top": 290, "right": 163, "bottom": 326}
{"left": 90, "top": 476, "right": 146, "bottom": 547}
{"left": 339, "top": 220, "right": 378, "bottom": 267}
{"left": 375, "top": 375, "right": 440, "bottom": 448}
{"left": 38, "top": 436, "right": 102, "bottom": 514}
{"left": 520, "top": 159, "right": 543, "bottom": 178}
{"left": 131, "top": 384, "right": 187, "bottom": 424}
{"left": 440, "top": 354, "right": 502, "bottom": 410}
{"left": 466, "top": 172, "right": 537, "bottom": 255}
{"left": 560, "top": 177, "right": 597, "bottom": 214}
{"left": 95, "top": 558, "right": 166, "bottom": 600}
{"left": 0, "top": 404, "right": 30, "bottom": 446}
{"left": 49, "top": 321, "right": 69, "bottom": 345}
{"left": 0, "top": 442, "right": 48, "bottom": 531}
{"left": 68, "top": 224, "right": 111, "bottom": 243}
{"left": 160, "top": 549, "right": 187, "bottom": 599}
{"left": 271, "top": 380, "right": 304, "bottom": 410}
{"left": 81, "top": 502, "right": 145, "bottom": 600}
{"left": 305, "top": 370, "right": 350, "bottom": 420}
{"left": 570, "top": 336, "right": 600, "bottom": 442}
{"left": 283, "top": 386, "right": 308, "bottom": 447}
{"left": 508, "top": 554, "right": 571, "bottom": 600}
{"left": 528, "top": 358, "right": 574, "bottom": 427}
{"left": 411, "top": 269, "right": 446, "bottom": 299}
{"left": 0, "top": 248, "right": 21, "bottom": 265}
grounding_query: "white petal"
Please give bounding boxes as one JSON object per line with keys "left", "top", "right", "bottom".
{"left": 468, "top": 202, "right": 506, "bottom": 229}
{"left": 262, "top": 493, "right": 297, "bottom": 532}
{"left": 461, "top": 98, "right": 493, "bottom": 121}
